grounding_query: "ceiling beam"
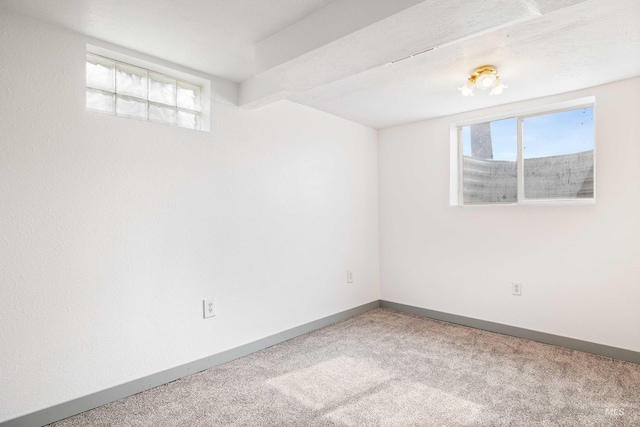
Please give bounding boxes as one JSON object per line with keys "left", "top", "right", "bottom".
{"left": 254, "top": 0, "right": 427, "bottom": 74}
{"left": 240, "top": 0, "right": 588, "bottom": 109}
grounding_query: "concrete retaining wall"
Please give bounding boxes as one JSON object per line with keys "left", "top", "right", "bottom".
{"left": 463, "top": 150, "right": 594, "bottom": 203}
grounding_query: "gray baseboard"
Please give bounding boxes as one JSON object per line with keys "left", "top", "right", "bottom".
{"left": 380, "top": 300, "right": 640, "bottom": 365}
{"left": 5, "top": 299, "right": 638, "bottom": 426}
{"left": 0, "top": 301, "right": 380, "bottom": 427}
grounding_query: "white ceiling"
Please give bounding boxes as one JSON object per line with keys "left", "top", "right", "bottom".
{"left": 3, "top": 0, "right": 640, "bottom": 129}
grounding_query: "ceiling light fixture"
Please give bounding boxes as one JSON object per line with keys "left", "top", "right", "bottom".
{"left": 459, "top": 65, "right": 507, "bottom": 96}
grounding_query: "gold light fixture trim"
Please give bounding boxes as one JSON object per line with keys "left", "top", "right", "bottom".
{"left": 459, "top": 65, "right": 508, "bottom": 96}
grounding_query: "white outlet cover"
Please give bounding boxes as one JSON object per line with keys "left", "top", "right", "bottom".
{"left": 512, "top": 283, "right": 522, "bottom": 296}
{"left": 203, "top": 298, "right": 216, "bottom": 318}
{"left": 347, "top": 270, "right": 354, "bottom": 283}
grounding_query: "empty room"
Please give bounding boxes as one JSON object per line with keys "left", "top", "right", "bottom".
{"left": 1, "top": 0, "right": 639, "bottom": 426}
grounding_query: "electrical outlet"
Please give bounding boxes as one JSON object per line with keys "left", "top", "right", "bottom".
{"left": 347, "top": 270, "right": 354, "bottom": 284}
{"left": 203, "top": 298, "right": 216, "bottom": 318}
{"left": 512, "top": 283, "right": 522, "bottom": 296}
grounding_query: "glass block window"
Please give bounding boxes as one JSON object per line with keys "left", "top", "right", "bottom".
{"left": 86, "top": 53, "right": 202, "bottom": 130}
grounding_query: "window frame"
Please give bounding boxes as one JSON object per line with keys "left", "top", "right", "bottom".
{"left": 450, "top": 97, "right": 596, "bottom": 207}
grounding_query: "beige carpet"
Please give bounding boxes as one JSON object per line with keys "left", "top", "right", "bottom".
{"left": 49, "top": 308, "right": 640, "bottom": 426}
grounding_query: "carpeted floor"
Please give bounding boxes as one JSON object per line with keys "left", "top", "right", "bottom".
{"left": 49, "top": 308, "right": 640, "bottom": 426}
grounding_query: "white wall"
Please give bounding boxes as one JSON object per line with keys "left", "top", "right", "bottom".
{"left": 0, "top": 11, "right": 379, "bottom": 422}
{"left": 379, "top": 77, "right": 640, "bottom": 353}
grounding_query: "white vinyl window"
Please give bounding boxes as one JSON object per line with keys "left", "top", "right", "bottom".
{"left": 86, "top": 53, "right": 203, "bottom": 130}
{"left": 451, "top": 98, "right": 595, "bottom": 205}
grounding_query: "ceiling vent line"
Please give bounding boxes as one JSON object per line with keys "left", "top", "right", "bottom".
{"left": 389, "top": 46, "right": 437, "bottom": 64}
{"left": 390, "top": 55, "right": 412, "bottom": 64}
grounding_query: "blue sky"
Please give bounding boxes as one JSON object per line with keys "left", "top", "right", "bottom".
{"left": 462, "top": 107, "right": 594, "bottom": 160}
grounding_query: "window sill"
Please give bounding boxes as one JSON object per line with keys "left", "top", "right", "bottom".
{"left": 450, "top": 199, "right": 596, "bottom": 207}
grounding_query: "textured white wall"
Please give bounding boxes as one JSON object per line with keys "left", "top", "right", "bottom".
{"left": 0, "top": 11, "right": 379, "bottom": 422}
{"left": 379, "top": 77, "right": 640, "bottom": 353}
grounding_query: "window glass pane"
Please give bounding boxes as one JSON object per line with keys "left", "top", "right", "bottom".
{"left": 523, "top": 107, "right": 594, "bottom": 199}
{"left": 149, "top": 102, "right": 176, "bottom": 125}
{"left": 462, "top": 118, "right": 517, "bottom": 204}
{"left": 86, "top": 88, "right": 115, "bottom": 114}
{"left": 177, "top": 110, "right": 200, "bottom": 130}
{"left": 116, "top": 95, "right": 147, "bottom": 120}
{"left": 149, "top": 73, "right": 176, "bottom": 106}
{"left": 177, "top": 81, "right": 201, "bottom": 111}
{"left": 86, "top": 54, "right": 115, "bottom": 92}
{"left": 116, "top": 63, "right": 147, "bottom": 99}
